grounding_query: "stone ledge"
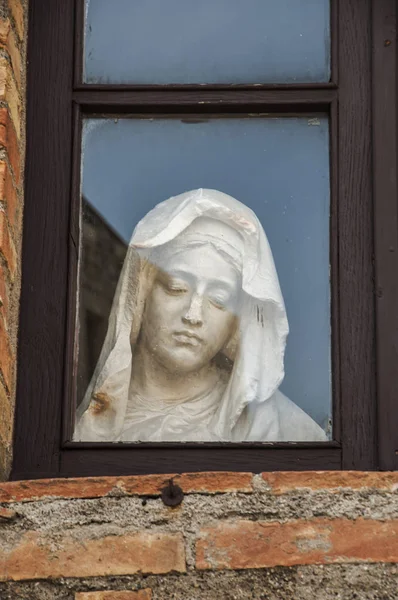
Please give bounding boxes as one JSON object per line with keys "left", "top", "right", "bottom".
{"left": 0, "top": 472, "right": 253, "bottom": 502}
{"left": 1, "top": 471, "right": 397, "bottom": 503}
{"left": 262, "top": 471, "right": 398, "bottom": 494}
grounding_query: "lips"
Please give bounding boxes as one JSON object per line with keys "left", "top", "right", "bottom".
{"left": 172, "top": 330, "right": 203, "bottom": 346}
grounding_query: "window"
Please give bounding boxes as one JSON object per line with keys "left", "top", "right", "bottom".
{"left": 12, "top": 0, "right": 398, "bottom": 478}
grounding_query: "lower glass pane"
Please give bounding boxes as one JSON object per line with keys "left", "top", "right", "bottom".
{"left": 75, "top": 116, "right": 331, "bottom": 442}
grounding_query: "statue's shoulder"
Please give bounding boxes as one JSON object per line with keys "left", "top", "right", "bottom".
{"left": 244, "top": 390, "right": 327, "bottom": 442}
{"left": 272, "top": 389, "right": 327, "bottom": 441}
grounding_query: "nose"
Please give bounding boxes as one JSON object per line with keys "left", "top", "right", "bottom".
{"left": 182, "top": 292, "right": 204, "bottom": 326}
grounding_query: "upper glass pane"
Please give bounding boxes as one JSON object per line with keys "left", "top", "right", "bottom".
{"left": 84, "top": 0, "right": 331, "bottom": 84}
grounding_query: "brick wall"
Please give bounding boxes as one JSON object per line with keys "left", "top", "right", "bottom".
{"left": 0, "top": 471, "right": 397, "bottom": 599}
{"left": 0, "top": 0, "right": 25, "bottom": 480}
{"left": 0, "top": 2, "right": 398, "bottom": 598}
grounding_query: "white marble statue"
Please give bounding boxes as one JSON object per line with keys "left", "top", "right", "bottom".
{"left": 75, "top": 188, "right": 326, "bottom": 442}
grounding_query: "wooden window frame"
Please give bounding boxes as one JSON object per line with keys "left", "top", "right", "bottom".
{"left": 11, "top": 0, "right": 398, "bottom": 479}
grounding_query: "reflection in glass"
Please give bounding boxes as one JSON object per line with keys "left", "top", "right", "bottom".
{"left": 77, "top": 200, "right": 127, "bottom": 403}
{"left": 84, "top": 0, "right": 331, "bottom": 84}
{"left": 76, "top": 116, "right": 332, "bottom": 440}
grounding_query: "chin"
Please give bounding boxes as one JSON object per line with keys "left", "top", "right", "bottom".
{"left": 157, "top": 346, "right": 209, "bottom": 374}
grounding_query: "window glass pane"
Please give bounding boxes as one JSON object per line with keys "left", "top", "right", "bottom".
{"left": 84, "top": 0, "right": 331, "bottom": 84}
{"left": 75, "top": 116, "right": 331, "bottom": 442}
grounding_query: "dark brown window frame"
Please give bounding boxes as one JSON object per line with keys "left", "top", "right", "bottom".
{"left": 10, "top": 0, "right": 398, "bottom": 479}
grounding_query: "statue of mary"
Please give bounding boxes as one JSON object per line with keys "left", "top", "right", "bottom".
{"left": 74, "top": 189, "right": 326, "bottom": 442}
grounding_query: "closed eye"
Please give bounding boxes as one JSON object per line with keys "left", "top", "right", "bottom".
{"left": 166, "top": 283, "right": 189, "bottom": 295}
{"left": 157, "top": 271, "right": 190, "bottom": 295}
{"left": 208, "top": 291, "right": 233, "bottom": 310}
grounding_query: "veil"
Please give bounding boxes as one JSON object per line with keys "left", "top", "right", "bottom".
{"left": 74, "top": 189, "right": 289, "bottom": 441}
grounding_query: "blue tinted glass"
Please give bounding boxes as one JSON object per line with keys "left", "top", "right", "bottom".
{"left": 79, "top": 117, "right": 331, "bottom": 433}
{"left": 84, "top": 0, "right": 330, "bottom": 84}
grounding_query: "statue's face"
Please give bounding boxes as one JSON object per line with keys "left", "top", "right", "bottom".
{"left": 140, "top": 245, "right": 241, "bottom": 374}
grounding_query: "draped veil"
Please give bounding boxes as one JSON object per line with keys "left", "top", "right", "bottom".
{"left": 75, "top": 188, "right": 326, "bottom": 442}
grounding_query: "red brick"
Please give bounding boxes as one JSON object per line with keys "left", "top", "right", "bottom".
{"left": 177, "top": 471, "right": 253, "bottom": 493}
{"left": 0, "top": 506, "right": 16, "bottom": 520}
{"left": 196, "top": 518, "right": 398, "bottom": 570}
{"left": 0, "top": 472, "right": 253, "bottom": 503}
{"left": 0, "top": 161, "right": 6, "bottom": 198}
{"left": 7, "top": 27, "right": 21, "bottom": 90}
{"left": 0, "top": 108, "right": 20, "bottom": 185}
{"left": 0, "top": 314, "right": 13, "bottom": 390}
{"left": 76, "top": 591, "right": 152, "bottom": 600}
{"left": 9, "top": 0, "right": 24, "bottom": 41}
{"left": 0, "top": 19, "right": 10, "bottom": 45}
{"left": 0, "top": 211, "right": 16, "bottom": 276}
{"left": 0, "top": 531, "right": 185, "bottom": 581}
{"left": 0, "top": 263, "right": 9, "bottom": 323}
{"left": 262, "top": 471, "right": 398, "bottom": 494}
{"left": 0, "top": 60, "right": 20, "bottom": 137}
{"left": 0, "top": 379, "right": 12, "bottom": 446}
{"left": 3, "top": 162, "right": 18, "bottom": 228}
{"left": 0, "top": 20, "right": 21, "bottom": 89}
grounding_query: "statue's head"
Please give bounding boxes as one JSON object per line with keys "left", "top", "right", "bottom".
{"left": 138, "top": 217, "right": 244, "bottom": 374}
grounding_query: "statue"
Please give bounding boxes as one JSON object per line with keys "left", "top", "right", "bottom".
{"left": 74, "top": 189, "right": 326, "bottom": 442}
